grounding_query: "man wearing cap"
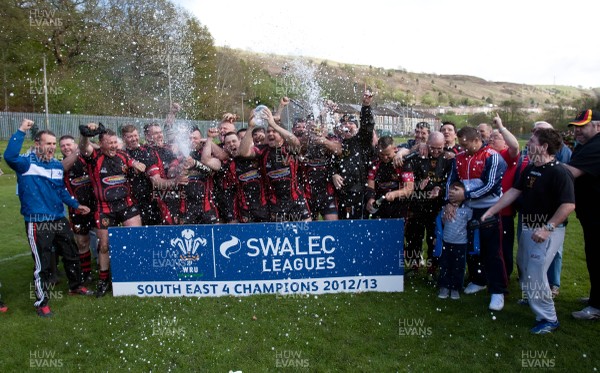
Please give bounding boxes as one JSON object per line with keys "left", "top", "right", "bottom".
{"left": 562, "top": 109, "right": 600, "bottom": 320}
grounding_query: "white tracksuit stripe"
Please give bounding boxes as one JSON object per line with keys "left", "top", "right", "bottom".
{"left": 28, "top": 222, "right": 45, "bottom": 307}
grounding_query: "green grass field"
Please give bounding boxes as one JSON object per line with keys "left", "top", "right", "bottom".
{"left": 0, "top": 141, "right": 598, "bottom": 372}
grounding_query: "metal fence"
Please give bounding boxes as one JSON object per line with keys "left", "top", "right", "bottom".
{"left": 0, "top": 111, "right": 233, "bottom": 140}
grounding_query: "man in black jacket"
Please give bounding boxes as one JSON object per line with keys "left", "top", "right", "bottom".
{"left": 562, "top": 109, "right": 600, "bottom": 320}
{"left": 331, "top": 92, "right": 376, "bottom": 220}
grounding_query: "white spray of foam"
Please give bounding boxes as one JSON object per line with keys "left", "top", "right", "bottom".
{"left": 289, "top": 60, "right": 323, "bottom": 122}
{"left": 169, "top": 120, "right": 192, "bottom": 158}
{"left": 286, "top": 59, "right": 339, "bottom": 132}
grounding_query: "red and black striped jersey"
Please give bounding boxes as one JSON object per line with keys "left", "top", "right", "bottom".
{"left": 64, "top": 156, "right": 95, "bottom": 209}
{"left": 82, "top": 149, "right": 135, "bottom": 213}
{"left": 258, "top": 144, "right": 305, "bottom": 205}
{"left": 182, "top": 148, "right": 214, "bottom": 212}
{"left": 368, "top": 160, "right": 414, "bottom": 195}
{"left": 224, "top": 156, "right": 267, "bottom": 220}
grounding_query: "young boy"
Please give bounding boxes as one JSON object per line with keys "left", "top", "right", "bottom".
{"left": 438, "top": 181, "right": 472, "bottom": 299}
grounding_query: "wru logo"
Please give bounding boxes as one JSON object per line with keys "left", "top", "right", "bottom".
{"left": 170, "top": 229, "right": 206, "bottom": 261}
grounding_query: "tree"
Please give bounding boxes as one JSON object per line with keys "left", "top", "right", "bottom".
{"left": 498, "top": 100, "right": 528, "bottom": 134}
{"left": 184, "top": 17, "right": 216, "bottom": 119}
{"left": 420, "top": 92, "right": 435, "bottom": 106}
{"left": 543, "top": 101, "right": 569, "bottom": 129}
{"left": 467, "top": 113, "right": 490, "bottom": 126}
{"left": 0, "top": 0, "right": 50, "bottom": 111}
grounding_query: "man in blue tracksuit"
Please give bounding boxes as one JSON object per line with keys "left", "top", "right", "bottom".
{"left": 4, "top": 119, "right": 94, "bottom": 317}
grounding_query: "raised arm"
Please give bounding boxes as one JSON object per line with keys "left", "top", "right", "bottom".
{"left": 357, "top": 91, "right": 376, "bottom": 147}
{"left": 4, "top": 119, "right": 34, "bottom": 173}
{"left": 201, "top": 132, "right": 222, "bottom": 171}
{"left": 273, "top": 97, "right": 290, "bottom": 124}
{"left": 316, "top": 136, "right": 342, "bottom": 156}
{"left": 165, "top": 102, "right": 181, "bottom": 129}
{"left": 62, "top": 149, "right": 80, "bottom": 172}
{"left": 78, "top": 123, "right": 97, "bottom": 157}
{"left": 493, "top": 113, "right": 519, "bottom": 158}
{"left": 238, "top": 113, "right": 258, "bottom": 158}
{"left": 265, "top": 107, "right": 300, "bottom": 149}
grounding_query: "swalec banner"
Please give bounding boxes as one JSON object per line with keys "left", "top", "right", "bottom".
{"left": 109, "top": 219, "right": 404, "bottom": 297}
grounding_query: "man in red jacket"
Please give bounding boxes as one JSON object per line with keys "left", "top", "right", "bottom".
{"left": 445, "top": 126, "right": 508, "bottom": 311}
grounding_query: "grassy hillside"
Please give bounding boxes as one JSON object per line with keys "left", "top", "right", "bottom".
{"left": 230, "top": 48, "right": 599, "bottom": 110}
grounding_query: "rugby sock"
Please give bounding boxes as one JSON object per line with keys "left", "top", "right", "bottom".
{"left": 79, "top": 250, "right": 92, "bottom": 276}
{"left": 99, "top": 270, "right": 110, "bottom": 281}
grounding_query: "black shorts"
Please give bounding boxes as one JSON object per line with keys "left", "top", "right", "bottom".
{"left": 337, "top": 191, "right": 366, "bottom": 220}
{"left": 69, "top": 210, "right": 96, "bottom": 235}
{"left": 96, "top": 205, "right": 140, "bottom": 229}
{"left": 270, "top": 198, "right": 311, "bottom": 222}
{"left": 138, "top": 200, "right": 162, "bottom": 226}
{"left": 183, "top": 205, "right": 219, "bottom": 225}
{"left": 238, "top": 206, "right": 270, "bottom": 223}
{"left": 308, "top": 195, "right": 338, "bottom": 219}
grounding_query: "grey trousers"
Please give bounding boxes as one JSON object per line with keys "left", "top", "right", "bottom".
{"left": 517, "top": 227, "right": 565, "bottom": 323}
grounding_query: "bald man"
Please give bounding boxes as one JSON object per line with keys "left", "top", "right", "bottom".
{"left": 478, "top": 123, "right": 493, "bottom": 143}
{"left": 405, "top": 131, "right": 453, "bottom": 278}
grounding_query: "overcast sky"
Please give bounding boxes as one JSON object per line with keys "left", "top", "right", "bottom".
{"left": 174, "top": 0, "right": 600, "bottom": 88}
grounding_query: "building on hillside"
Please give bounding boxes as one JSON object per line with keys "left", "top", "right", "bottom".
{"left": 389, "top": 106, "right": 441, "bottom": 135}
{"left": 371, "top": 106, "right": 400, "bottom": 136}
